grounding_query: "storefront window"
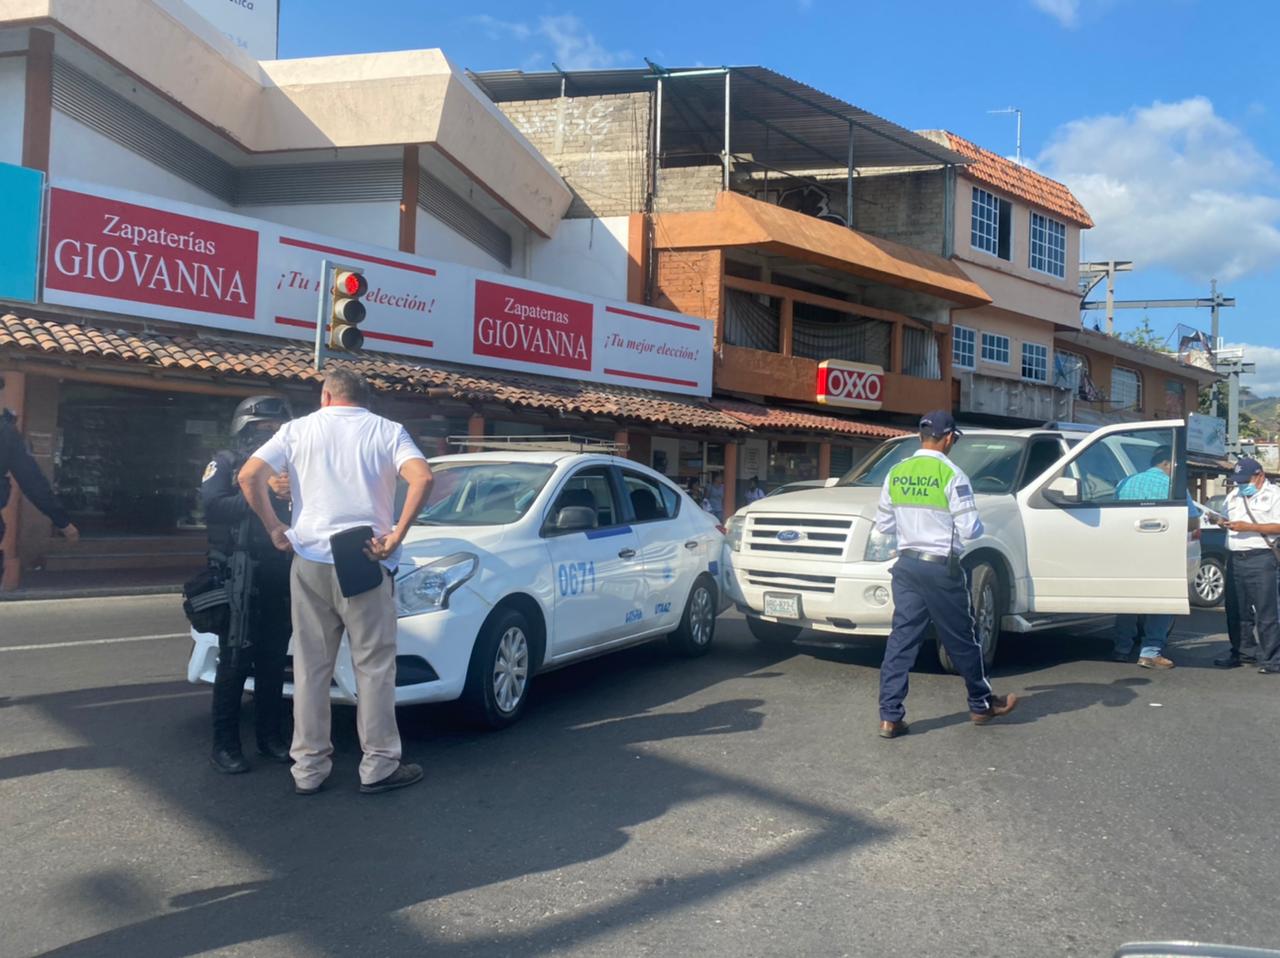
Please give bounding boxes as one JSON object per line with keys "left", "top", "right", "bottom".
{"left": 768, "top": 441, "right": 821, "bottom": 485}
{"left": 54, "top": 384, "right": 240, "bottom": 535}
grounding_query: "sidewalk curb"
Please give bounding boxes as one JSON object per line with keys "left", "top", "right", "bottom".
{"left": 0, "top": 585, "right": 183, "bottom": 602}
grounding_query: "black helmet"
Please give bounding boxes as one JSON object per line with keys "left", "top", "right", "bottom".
{"left": 230, "top": 395, "right": 292, "bottom": 439}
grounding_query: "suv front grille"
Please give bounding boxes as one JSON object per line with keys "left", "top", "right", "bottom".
{"left": 745, "top": 569, "right": 838, "bottom": 594}
{"left": 745, "top": 515, "right": 854, "bottom": 559}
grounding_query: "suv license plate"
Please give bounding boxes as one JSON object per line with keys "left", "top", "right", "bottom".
{"left": 764, "top": 592, "right": 801, "bottom": 619}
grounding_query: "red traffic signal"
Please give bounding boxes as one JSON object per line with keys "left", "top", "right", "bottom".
{"left": 329, "top": 268, "right": 368, "bottom": 351}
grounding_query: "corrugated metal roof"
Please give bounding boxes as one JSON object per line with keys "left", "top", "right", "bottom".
{"left": 470, "top": 66, "right": 968, "bottom": 173}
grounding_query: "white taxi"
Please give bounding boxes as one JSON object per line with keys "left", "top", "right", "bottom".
{"left": 187, "top": 442, "right": 725, "bottom": 727}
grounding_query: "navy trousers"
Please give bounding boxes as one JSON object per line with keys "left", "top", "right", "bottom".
{"left": 879, "top": 554, "right": 993, "bottom": 722}
{"left": 1225, "top": 550, "right": 1279, "bottom": 666}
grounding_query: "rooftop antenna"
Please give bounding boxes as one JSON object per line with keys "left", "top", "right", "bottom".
{"left": 988, "top": 106, "right": 1023, "bottom": 165}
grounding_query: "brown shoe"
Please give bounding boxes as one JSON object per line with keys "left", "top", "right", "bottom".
{"left": 878, "top": 719, "right": 909, "bottom": 739}
{"left": 1138, "top": 655, "right": 1175, "bottom": 670}
{"left": 971, "top": 693, "right": 1018, "bottom": 725}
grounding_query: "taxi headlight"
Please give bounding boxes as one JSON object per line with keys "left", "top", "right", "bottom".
{"left": 863, "top": 526, "right": 897, "bottom": 562}
{"left": 396, "top": 552, "right": 478, "bottom": 617}
{"left": 725, "top": 515, "right": 746, "bottom": 553}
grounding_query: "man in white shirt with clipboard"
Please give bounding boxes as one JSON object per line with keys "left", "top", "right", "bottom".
{"left": 1211, "top": 456, "right": 1280, "bottom": 673}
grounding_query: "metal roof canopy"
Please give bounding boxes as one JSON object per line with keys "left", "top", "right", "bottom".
{"left": 469, "top": 65, "right": 968, "bottom": 173}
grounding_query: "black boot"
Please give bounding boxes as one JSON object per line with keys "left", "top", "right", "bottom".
{"left": 211, "top": 653, "right": 249, "bottom": 773}
{"left": 211, "top": 745, "right": 250, "bottom": 774}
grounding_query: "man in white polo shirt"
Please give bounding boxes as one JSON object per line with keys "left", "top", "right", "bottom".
{"left": 239, "top": 369, "right": 433, "bottom": 795}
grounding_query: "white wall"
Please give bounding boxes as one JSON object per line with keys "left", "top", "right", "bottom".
{"left": 529, "top": 216, "right": 630, "bottom": 301}
{"left": 50, "top": 112, "right": 231, "bottom": 210}
{"left": 415, "top": 209, "right": 516, "bottom": 275}
{"left": 0, "top": 57, "right": 25, "bottom": 166}
{"left": 237, "top": 201, "right": 400, "bottom": 250}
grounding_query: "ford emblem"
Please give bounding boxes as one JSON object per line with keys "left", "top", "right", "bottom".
{"left": 776, "top": 529, "right": 803, "bottom": 543}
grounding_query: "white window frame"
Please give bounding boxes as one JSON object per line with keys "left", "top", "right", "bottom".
{"left": 1029, "top": 211, "right": 1067, "bottom": 278}
{"left": 952, "top": 324, "right": 976, "bottom": 370}
{"left": 971, "top": 187, "right": 1000, "bottom": 256}
{"left": 1112, "top": 366, "right": 1142, "bottom": 411}
{"left": 1021, "top": 342, "right": 1049, "bottom": 383}
{"left": 981, "top": 332, "right": 1011, "bottom": 366}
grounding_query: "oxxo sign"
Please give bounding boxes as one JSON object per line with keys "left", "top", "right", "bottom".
{"left": 816, "top": 359, "right": 885, "bottom": 410}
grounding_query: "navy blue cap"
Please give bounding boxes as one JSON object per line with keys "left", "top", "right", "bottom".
{"left": 919, "top": 410, "right": 962, "bottom": 439}
{"left": 1231, "top": 456, "right": 1264, "bottom": 484}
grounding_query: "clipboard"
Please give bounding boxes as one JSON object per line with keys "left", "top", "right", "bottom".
{"left": 329, "top": 525, "right": 384, "bottom": 598}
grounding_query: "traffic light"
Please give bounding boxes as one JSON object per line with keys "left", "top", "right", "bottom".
{"left": 328, "top": 268, "right": 368, "bottom": 350}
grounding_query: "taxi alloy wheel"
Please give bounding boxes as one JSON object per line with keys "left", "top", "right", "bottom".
{"left": 463, "top": 608, "right": 534, "bottom": 729}
{"left": 668, "top": 575, "right": 717, "bottom": 658}
{"left": 1192, "top": 556, "right": 1225, "bottom": 607}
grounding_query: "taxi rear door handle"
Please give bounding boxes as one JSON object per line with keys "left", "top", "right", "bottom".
{"left": 618, "top": 548, "right": 637, "bottom": 559}
{"left": 1136, "top": 519, "right": 1168, "bottom": 532}
{"left": 684, "top": 540, "right": 700, "bottom": 550}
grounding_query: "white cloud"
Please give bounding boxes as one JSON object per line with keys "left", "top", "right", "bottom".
{"left": 469, "top": 14, "right": 632, "bottom": 71}
{"left": 1228, "top": 343, "right": 1280, "bottom": 398}
{"left": 1040, "top": 97, "right": 1280, "bottom": 282}
{"left": 1032, "top": 0, "right": 1080, "bottom": 27}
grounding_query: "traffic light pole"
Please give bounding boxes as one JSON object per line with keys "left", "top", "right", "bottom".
{"left": 313, "top": 258, "right": 333, "bottom": 372}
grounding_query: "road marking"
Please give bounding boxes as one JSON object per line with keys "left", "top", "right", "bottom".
{"left": 0, "top": 632, "right": 188, "bottom": 653}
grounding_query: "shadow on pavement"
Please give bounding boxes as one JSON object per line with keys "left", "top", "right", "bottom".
{"left": 904, "top": 676, "right": 1150, "bottom": 735}
{"left": 14, "top": 634, "right": 890, "bottom": 957}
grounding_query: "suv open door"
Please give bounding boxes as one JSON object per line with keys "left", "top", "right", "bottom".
{"left": 1016, "top": 420, "right": 1190, "bottom": 616}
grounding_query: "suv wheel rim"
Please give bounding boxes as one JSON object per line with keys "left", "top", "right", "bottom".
{"left": 690, "top": 586, "right": 714, "bottom": 646}
{"left": 1196, "top": 562, "right": 1224, "bottom": 604}
{"left": 493, "top": 626, "right": 529, "bottom": 713}
{"left": 976, "top": 581, "right": 997, "bottom": 653}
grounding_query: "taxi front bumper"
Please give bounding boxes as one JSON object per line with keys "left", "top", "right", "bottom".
{"left": 721, "top": 549, "right": 896, "bottom": 637}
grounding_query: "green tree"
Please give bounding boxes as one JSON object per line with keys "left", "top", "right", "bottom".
{"left": 1121, "top": 316, "right": 1165, "bottom": 350}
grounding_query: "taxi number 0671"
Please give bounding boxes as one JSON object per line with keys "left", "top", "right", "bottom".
{"left": 557, "top": 561, "right": 597, "bottom": 597}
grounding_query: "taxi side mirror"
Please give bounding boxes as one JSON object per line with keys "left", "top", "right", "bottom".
{"left": 552, "top": 506, "right": 597, "bottom": 533}
{"left": 1043, "top": 476, "right": 1081, "bottom": 505}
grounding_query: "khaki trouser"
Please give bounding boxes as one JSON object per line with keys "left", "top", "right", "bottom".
{"left": 289, "top": 555, "right": 400, "bottom": 788}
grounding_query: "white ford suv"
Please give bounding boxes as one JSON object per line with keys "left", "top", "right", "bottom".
{"left": 723, "top": 420, "right": 1197, "bottom": 671}
{"left": 188, "top": 443, "right": 725, "bottom": 727}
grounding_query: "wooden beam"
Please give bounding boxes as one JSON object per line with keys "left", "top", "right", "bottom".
{"left": 779, "top": 297, "right": 794, "bottom": 358}
{"left": 21, "top": 29, "right": 54, "bottom": 172}
{"left": 399, "top": 145, "right": 420, "bottom": 254}
{"left": 723, "top": 274, "right": 925, "bottom": 329}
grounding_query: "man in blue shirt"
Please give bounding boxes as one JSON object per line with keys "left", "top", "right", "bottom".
{"left": 1112, "top": 446, "right": 1178, "bottom": 668}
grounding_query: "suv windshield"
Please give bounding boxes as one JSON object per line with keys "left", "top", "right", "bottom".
{"left": 838, "top": 436, "right": 1030, "bottom": 495}
{"left": 415, "top": 461, "right": 555, "bottom": 526}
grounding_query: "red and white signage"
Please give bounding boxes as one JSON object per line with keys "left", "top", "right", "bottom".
{"left": 40, "top": 180, "right": 714, "bottom": 397}
{"left": 816, "top": 359, "right": 884, "bottom": 410}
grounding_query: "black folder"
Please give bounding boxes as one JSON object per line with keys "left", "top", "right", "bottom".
{"left": 328, "top": 525, "right": 384, "bottom": 598}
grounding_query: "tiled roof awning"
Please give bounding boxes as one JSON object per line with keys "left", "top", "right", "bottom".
{"left": 0, "top": 314, "right": 742, "bottom": 433}
{"left": 654, "top": 193, "right": 992, "bottom": 307}
{"left": 713, "top": 398, "right": 909, "bottom": 439}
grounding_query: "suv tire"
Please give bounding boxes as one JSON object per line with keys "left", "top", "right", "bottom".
{"left": 747, "top": 616, "right": 802, "bottom": 647}
{"left": 668, "top": 575, "right": 717, "bottom": 657}
{"left": 462, "top": 608, "right": 533, "bottom": 729}
{"left": 937, "top": 561, "right": 1001, "bottom": 674}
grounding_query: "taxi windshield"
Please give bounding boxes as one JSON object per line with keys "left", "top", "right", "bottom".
{"left": 415, "top": 461, "right": 555, "bottom": 526}
{"left": 837, "top": 436, "right": 1029, "bottom": 495}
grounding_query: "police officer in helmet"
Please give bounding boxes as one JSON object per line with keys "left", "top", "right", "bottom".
{"left": 202, "top": 395, "right": 294, "bottom": 773}
{"left": 874, "top": 410, "right": 1019, "bottom": 738}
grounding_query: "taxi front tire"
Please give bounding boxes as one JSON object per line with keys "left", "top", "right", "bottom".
{"left": 462, "top": 607, "right": 533, "bottom": 729}
{"left": 667, "top": 575, "right": 718, "bottom": 657}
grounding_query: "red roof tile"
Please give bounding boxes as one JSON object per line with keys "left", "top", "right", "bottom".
{"left": 712, "top": 398, "right": 909, "bottom": 439}
{"left": 922, "top": 130, "right": 1093, "bottom": 228}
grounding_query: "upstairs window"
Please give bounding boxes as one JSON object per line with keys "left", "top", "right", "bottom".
{"left": 1112, "top": 367, "right": 1142, "bottom": 410}
{"left": 1021, "top": 342, "right": 1049, "bottom": 382}
{"left": 953, "top": 325, "right": 976, "bottom": 369}
{"left": 981, "top": 332, "right": 1011, "bottom": 365}
{"left": 1030, "top": 212, "right": 1067, "bottom": 277}
{"left": 971, "top": 187, "right": 1012, "bottom": 260}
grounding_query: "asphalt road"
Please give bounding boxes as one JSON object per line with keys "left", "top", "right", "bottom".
{"left": 1, "top": 596, "right": 1276, "bottom": 958}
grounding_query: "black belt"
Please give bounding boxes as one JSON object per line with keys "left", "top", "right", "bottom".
{"left": 899, "top": 549, "right": 950, "bottom": 565}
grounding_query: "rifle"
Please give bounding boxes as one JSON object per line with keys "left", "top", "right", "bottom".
{"left": 224, "top": 517, "right": 258, "bottom": 670}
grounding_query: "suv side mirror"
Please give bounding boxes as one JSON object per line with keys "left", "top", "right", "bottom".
{"left": 552, "top": 505, "right": 597, "bottom": 532}
{"left": 1043, "top": 476, "right": 1081, "bottom": 505}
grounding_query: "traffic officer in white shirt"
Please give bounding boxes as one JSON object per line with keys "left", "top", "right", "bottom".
{"left": 874, "top": 410, "right": 1018, "bottom": 738}
{"left": 1213, "top": 456, "right": 1280, "bottom": 673}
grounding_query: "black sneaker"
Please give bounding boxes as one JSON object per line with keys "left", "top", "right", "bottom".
{"left": 1214, "top": 653, "right": 1257, "bottom": 669}
{"left": 360, "top": 763, "right": 424, "bottom": 794}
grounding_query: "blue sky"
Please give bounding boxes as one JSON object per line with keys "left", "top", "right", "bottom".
{"left": 278, "top": 0, "right": 1280, "bottom": 393}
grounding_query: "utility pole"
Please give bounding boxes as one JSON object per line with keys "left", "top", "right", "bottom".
{"left": 1080, "top": 261, "right": 1133, "bottom": 334}
{"left": 988, "top": 107, "right": 1023, "bottom": 165}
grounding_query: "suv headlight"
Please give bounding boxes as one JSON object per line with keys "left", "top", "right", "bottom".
{"left": 725, "top": 515, "right": 745, "bottom": 552}
{"left": 396, "top": 552, "right": 478, "bottom": 617}
{"left": 863, "top": 526, "right": 897, "bottom": 562}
